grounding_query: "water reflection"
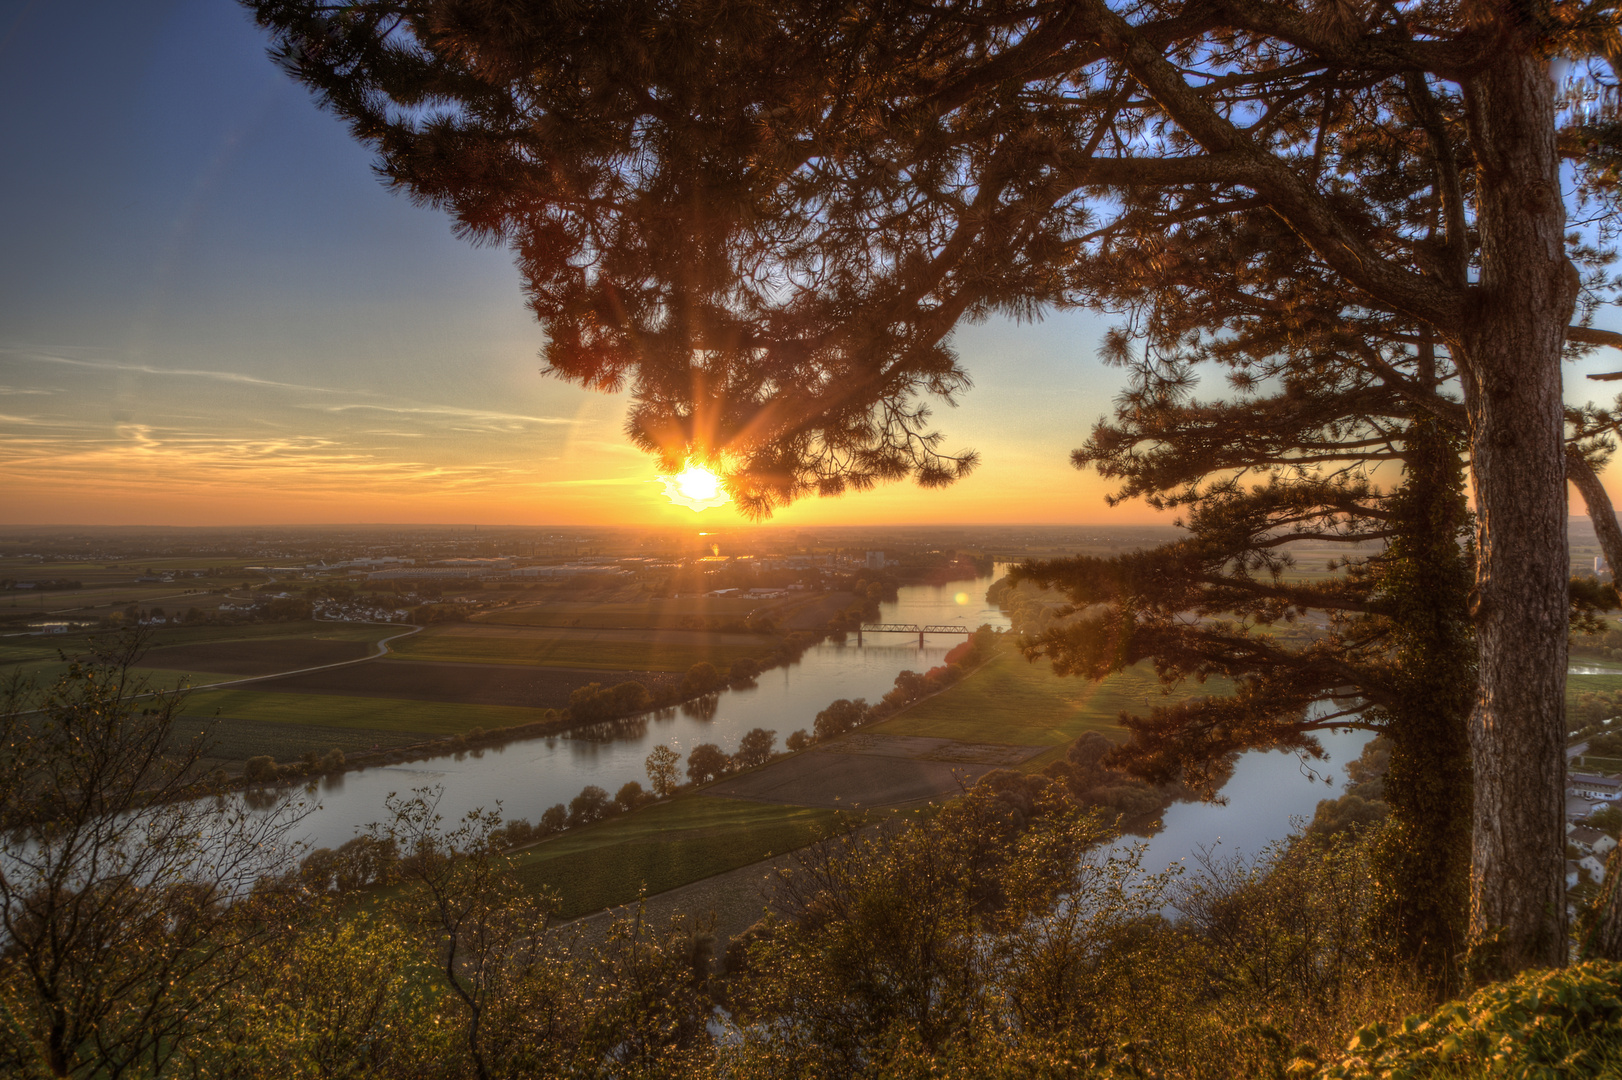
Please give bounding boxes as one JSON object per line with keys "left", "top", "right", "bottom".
{"left": 242, "top": 786, "right": 283, "bottom": 811}
{"left": 570, "top": 714, "right": 652, "bottom": 743}
{"left": 680, "top": 693, "right": 721, "bottom": 721}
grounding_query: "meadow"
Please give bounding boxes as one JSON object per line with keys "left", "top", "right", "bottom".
{"left": 180, "top": 688, "right": 548, "bottom": 737}
{"left": 509, "top": 797, "right": 847, "bottom": 919}
{"left": 387, "top": 623, "right": 768, "bottom": 671}
{"left": 0, "top": 622, "right": 397, "bottom": 686}
{"left": 872, "top": 646, "right": 1232, "bottom": 768}
{"left": 478, "top": 594, "right": 798, "bottom": 630}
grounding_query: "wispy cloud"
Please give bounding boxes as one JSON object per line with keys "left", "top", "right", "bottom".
{"left": 0, "top": 385, "right": 57, "bottom": 396}
{"left": 321, "top": 403, "right": 576, "bottom": 427}
{"left": 4, "top": 347, "right": 360, "bottom": 396}
{"left": 0, "top": 422, "right": 545, "bottom": 498}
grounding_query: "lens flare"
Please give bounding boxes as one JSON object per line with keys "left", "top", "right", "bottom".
{"left": 659, "top": 461, "right": 730, "bottom": 512}
{"left": 955, "top": 592, "right": 970, "bottom": 605}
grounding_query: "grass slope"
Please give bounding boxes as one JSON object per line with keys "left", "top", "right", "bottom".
{"left": 872, "top": 648, "right": 1230, "bottom": 764}
{"left": 511, "top": 797, "right": 845, "bottom": 919}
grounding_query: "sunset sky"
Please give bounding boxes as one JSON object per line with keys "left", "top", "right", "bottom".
{"left": 4, "top": 1, "right": 1622, "bottom": 528}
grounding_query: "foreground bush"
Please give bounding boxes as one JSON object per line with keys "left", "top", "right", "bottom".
{"left": 1315, "top": 961, "right": 1622, "bottom": 1080}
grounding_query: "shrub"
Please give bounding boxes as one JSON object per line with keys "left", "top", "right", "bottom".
{"left": 646, "top": 745, "right": 681, "bottom": 797}
{"left": 615, "top": 781, "right": 647, "bottom": 811}
{"left": 609, "top": 681, "right": 652, "bottom": 713}
{"left": 243, "top": 755, "right": 278, "bottom": 783}
{"left": 498, "top": 818, "right": 534, "bottom": 848}
{"left": 786, "top": 729, "right": 812, "bottom": 752}
{"left": 813, "top": 698, "right": 869, "bottom": 741}
{"left": 539, "top": 803, "right": 569, "bottom": 833}
{"left": 1319, "top": 961, "right": 1622, "bottom": 1079}
{"left": 686, "top": 743, "right": 730, "bottom": 785}
{"left": 734, "top": 728, "right": 777, "bottom": 769}
{"left": 568, "top": 785, "right": 612, "bottom": 826}
{"left": 570, "top": 680, "right": 653, "bottom": 722}
{"left": 681, "top": 662, "right": 723, "bottom": 696}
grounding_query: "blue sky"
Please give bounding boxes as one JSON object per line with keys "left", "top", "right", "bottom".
{"left": 2, "top": 1, "right": 1618, "bottom": 526}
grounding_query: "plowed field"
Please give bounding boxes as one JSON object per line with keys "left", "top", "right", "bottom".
{"left": 253, "top": 660, "right": 677, "bottom": 708}
{"left": 140, "top": 636, "right": 376, "bottom": 676}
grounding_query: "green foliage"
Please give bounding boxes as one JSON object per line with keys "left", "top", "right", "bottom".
{"left": 1360, "top": 423, "right": 1475, "bottom": 983}
{"left": 509, "top": 798, "right": 842, "bottom": 919}
{"left": 1588, "top": 804, "right": 1622, "bottom": 839}
{"left": 568, "top": 680, "right": 653, "bottom": 723}
{"left": 645, "top": 744, "right": 680, "bottom": 797}
{"left": 244, "top": 754, "right": 279, "bottom": 782}
{"left": 685, "top": 743, "right": 729, "bottom": 785}
{"left": 568, "top": 784, "right": 613, "bottom": 826}
{"left": 1318, "top": 962, "right": 1622, "bottom": 1080}
{"left": 813, "top": 697, "right": 869, "bottom": 740}
{"left": 0, "top": 634, "right": 305, "bottom": 1079}
{"left": 1039, "top": 731, "right": 1196, "bottom": 835}
{"left": 733, "top": 727, "right": 776, "bottom": 769}
{"left": 725, "top": 787, "right": 1146, "bottom": 1064}
{"left": 681, "top": 661, "right": 723, "bottom": 696}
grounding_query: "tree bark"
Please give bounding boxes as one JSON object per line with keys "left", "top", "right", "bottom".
{"left": 1454, "top": 49, "right": 1579, "bottom": 973}
{"left": 1568, "top": 448, "right": 1622, "bottom": 583}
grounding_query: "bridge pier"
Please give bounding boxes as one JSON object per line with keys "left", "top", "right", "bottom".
{"left": 856, "top": 627, "right": 863, "bottom": 645}
{"left": 918, "top": 630, "right": 924, "bottom": 647}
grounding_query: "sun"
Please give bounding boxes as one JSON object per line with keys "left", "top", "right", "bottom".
{"left": 659, "top": 461, "right": 731, "bottom": 512}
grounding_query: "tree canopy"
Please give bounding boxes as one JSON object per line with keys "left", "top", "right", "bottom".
{"left": 246, "top": 0, "right": 1622, "bottom": 970}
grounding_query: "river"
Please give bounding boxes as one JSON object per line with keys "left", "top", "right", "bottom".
{"left": 272, "top": 573, "right": 1371, "bottom": 867}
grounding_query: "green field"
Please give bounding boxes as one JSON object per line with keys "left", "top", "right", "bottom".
{"left": 389, "top": 625, "right": 764, "bottom": 672}
{"left": 181, "top": 716, "right": 425, "bottom": 765}
{"left": 510, "top": 798, "right": 846, "bottom": 918}
{"left": 0, "top": 622, "right": 397, "bottom": 687}
{"left": 180, "top": 688, "right": 547, "bottom": 736}
{"left": 873, "top": 648, "right": 1230, "bottom": 764}
{"left": 1568, "top": 669, "right": 1622, "bottom": 724}
{"left": 0, "top": 621, "right": 389, "bottom": 663}
{"left": 479, "top": 595, "right": 794, "bottom": 630}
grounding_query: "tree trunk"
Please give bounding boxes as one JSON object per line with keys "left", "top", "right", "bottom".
{"left": 1568, "top": 448, "right": 1622, "bottom": 583}
{"left": 1372, "top": 421, "right": 1475, "bottom": 987}
{"left": 1455, "top": 49, "right": 1578, "bottom": 974}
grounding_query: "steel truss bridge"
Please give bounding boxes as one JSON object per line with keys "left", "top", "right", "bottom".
{"left": 856, "top": 623, "right": 973, "bottom": 646}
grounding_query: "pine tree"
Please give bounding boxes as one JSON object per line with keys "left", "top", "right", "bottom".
{"left": 244, "top": 0, "right": 1622, "bottom": 969}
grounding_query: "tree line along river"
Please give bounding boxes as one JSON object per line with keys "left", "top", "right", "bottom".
{"left": 251, "top": 572, "right": 1373, "bottom": 879}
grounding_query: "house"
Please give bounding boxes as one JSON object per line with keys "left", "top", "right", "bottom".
{"left": 1580, "top": 853, "right": 1609, "bottom": 884}
{"left": 1568, "top": 859, "right": 1583, "bottom": 889}
{"left": 1570, "top": 772, "right": 1622, "bottom": 801}
{"left": 1567, "top": 825, "right": 1620, "bottom": 859}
